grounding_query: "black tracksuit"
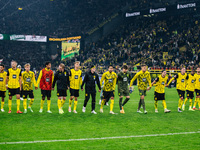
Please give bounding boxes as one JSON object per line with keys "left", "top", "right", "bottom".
{"left": 52, "top": 70, "right": 69, "bottom": 96}
{"left": 81, "top": 71, "right": 101, "bottom": 111}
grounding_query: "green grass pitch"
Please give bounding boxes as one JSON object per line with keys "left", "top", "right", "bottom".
{"left": 0, "top": 86, "right": 200, "bottom": 150}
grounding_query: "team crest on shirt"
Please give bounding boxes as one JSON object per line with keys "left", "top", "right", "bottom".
{"left": 142, "top": 78, "right": 146, "bottom": 82}
{"left": 181, "top": 79, "right": 184, "bottom": 82}
{"left": 93, "top": 76, "right": 96, "bottom": 80}
{"left": 0, "top": 77, "right": 3, "bottom": 81}
{"left": 199, "top": 78, "right": 200, "bottom": 82}
{"left": 64, "top": 72, "right": 66, "bottom": 76}
{"left": 13, "top": 75, "right": 16, "bottom": 79}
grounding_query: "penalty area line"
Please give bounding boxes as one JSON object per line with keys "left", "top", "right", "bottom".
{"left": 0, "top": 131, "right": 199, "bottom": 145}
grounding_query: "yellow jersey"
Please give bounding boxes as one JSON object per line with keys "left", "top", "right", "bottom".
{"left": 0, "top": 71, "right": 7, "bottom": 91}
{"left": 22, "top": 71, "right": 37, "bottom": 91}
{"left": 154, "top": 75, "right": 168, "bottom": 93}
{"left": 7, "top": 68, "right": 21, "bottom": 89}
{"left": 168, "top": 73, "right": 188, "bottom": 91}
{"left": 186, "top": 74, "right": 196, "bottom": 92}
{"left": 100, "top": 71, "right": 117, "bottom": 91}
{"left": 69, "top": 69, "right": 82, "bottom": 90}
{"left": 194, "top": 73, "right": 200, "bottom": 90}
{"left": 130, "top": 70, "right": 151, "bottom": 90}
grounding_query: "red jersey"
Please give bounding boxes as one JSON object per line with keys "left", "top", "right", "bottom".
{"left": 38, "top": 68, "right": 54, "bottom": 90}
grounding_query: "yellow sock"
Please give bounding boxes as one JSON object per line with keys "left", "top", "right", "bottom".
{"left": 110, "top": 99, "right": 114, "bottom": 112}
{"left": 189, "top": 99, "right": 193, "bottom": 108}
{"left": 100, "top": 100, "right": 105, "bottom": 109}
{"left": 17, "top": 99, "right": 20, "bottom": 111}
{"left": 28, "top": 99, "right": 34, "bottom": 107}
{"left": 69, "top": 99, "right": 73, "bottom": 107}
{"left": 193, "top": 98, "right": 197, "bottom": 108}
{"left": 154, "top": 101, "right": 158, "bottom": 109}
{"left": 1, "top": 101, "right": 4, "bottom": 109}
{"left": 184, "top": 98, "right": 188, "bottom": 105}
{"left": 8, "top": 99, "right": 12, "bottom": 111}
{"left": 74, "top": 101, "right": 77, "bottom": 111}
{"left": 47, "top": 100, "right": 51, "bottom": 111}
{"left": 57, "top": 99, "right": 61, "bottom": 109}
{"left": 178, "top": 99, "right": 182, "bottom": 109}
{"left": 40, "top": 100, "right": 45, "bottom": 109}
{"left": 162, "top": 100, "right": 167, "bottom": 109}
{"left": 23, "top": 99, "right": 27, "bottom": 110}
{"left": 61, "top": 99, "right": 66, "bottom": 108}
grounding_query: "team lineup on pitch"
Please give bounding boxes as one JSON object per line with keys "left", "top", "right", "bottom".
{"left": 0, "top": 61, "right": 200, "bottom": 115}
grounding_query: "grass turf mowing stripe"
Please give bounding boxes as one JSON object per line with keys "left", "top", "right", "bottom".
{"left": 0, "top": 131, "right": 199, "bottom": 145}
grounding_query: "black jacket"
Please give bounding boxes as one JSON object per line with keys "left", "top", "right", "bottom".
{"left": 81, "top": 71, "right": 101, "bottom": 93}
{"left": 52, "top": 69, "right": 69, "bottom": 90}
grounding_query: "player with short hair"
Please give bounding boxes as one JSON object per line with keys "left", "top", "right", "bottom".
{"left": 0, "top": 64, "right": 7, "bottom": 112}
{"left": 182, "top": 69, "right": 195, "bottom": 111}
{"left": 37, "top": 61, "right": 54, "bottom": 113}
{"left": 68, "top": 61, "right": 82, "bottom": 113}
{"left": 52, "top": 63, "right": 69, "bottom": 114}
{"left": 100, "top": 65, "right": 117, "bottom": 114}
{"left": 152, "top": 70, "right": 171, "bottom": 113}
{"left": 81, "top": 65, "right": 101, "bottom": 114}
{"left": 6, "top": 60, "right": 22, "bottom": 113}
{"left": 193, "top": 66, "right": 200, "bottom": 110}
{"left": 117, "top": 65, "right": 131, "bottom": 114}
{"left": 167, "top": 65, "right": 188, "bottom": 112}
{"left": 21, "top": 63, "right": 38, "bottom": 113}
{"left": 129, "top": 64, "right": 151, "bottom": 114}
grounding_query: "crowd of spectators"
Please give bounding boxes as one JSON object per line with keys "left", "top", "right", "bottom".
{"left": 0, "top": 0, "right": 177, "bottom": 37}
{"left": 68, "top": 14, "right": 200, "bottom": 73}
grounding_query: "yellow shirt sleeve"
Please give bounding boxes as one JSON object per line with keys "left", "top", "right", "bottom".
{"left": 100, "top": 73, "right": 105, "bottom": 87}
{"left": 32, "top": 73, "right": 37, "bottom": 87}
{"left": 112, "top": 74, "right": 117, "bottom": 91}
{"left": 167, "top": 77, "right": 175, "bottom": 86}
{"left": 51, "top": 72, "right": 54, "bottom": 85}
{"left": 148, "top": 73, "right": 152, "bottom": 87}
{"left": 130, "top": 73, "right": 139, "bottom": 87}
{"left": 36, "top": 70, "right": 42, "bottom": 86}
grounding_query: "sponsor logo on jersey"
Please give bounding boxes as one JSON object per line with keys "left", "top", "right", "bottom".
{"left": 108, "top": 79, "right": 113, "bottom": 83}
{"left": 26, "top": 78, "right": 31, "bottom": 82}
{"left": 13, "top": 75, "right": 16, "bottom": 79}
{"left": 162, "top": 81, "right": 165, "bottom": 85}
{"left": 75, "top": 75, "right": 78, "bottom": 79}
{"left": 123, "top": 77, "right": 127, "bottom": 82}
{"left": 46, "top": 78, "right": 50, "bottom": 82}
{"left": 181, "top": 79, "right": 184, "bottom": 82}
{"left": 142, "top": 78, "right": 146, "bottom": 82}
{"left": 191, "top": 80, "right": 195, "bottom": 83}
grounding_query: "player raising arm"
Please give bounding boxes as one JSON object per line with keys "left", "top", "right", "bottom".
{"left": 129, "top": 64, "right": 151, "bottom": 114}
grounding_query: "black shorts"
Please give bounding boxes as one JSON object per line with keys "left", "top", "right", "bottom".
{"left": 8, "top": 88, "right": 20, "bottom": 96}
{"left": 186, "top": 90, "right": 194, "bottom": 99}
{"left": 177, "top": 89, "right": 185, "bottom": 99}
{"left": 154, "top": 91, "right": 165, "bottom": 101}
{"left": 23, "top": 90, "right": 34, "bottom": 99}
{"left": 41, "top": 90, "right": 51, "bottom": 98}
{"left": 0, "top": 91, "right": 6, "bottom": 98}
{"left": 57, "top": 89, "right": 67, "bottom": 97}
{"left": 139, "top": 89, "right": 147, "bottom": 96}
{"left": 118, "top": 89, "right": 129, "bottom": 96}
{"left": 195, "top": 89, "right": 200, "bottom": 96}
{"left": 70, "top": 88, "right": 79, "bottom": 97}
{"left": 103, "top": 91, "right": 114, "bottom": 100}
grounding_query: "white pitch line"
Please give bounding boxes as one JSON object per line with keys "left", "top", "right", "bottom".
{"left": 0, "top": 131, "right": 199, "bottom": 145}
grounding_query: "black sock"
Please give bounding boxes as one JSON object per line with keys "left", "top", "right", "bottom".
{"left": 122, "top": 98, "right": 130, "bottom": 107}
{"left": 141, "top": 99, "right": 145, "bottom": 111}
{"left": 119, "top": 97, "right": 123, "bottom": 110}
{"left": 138, "top": 99, "right": 142, "bottom": 110}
